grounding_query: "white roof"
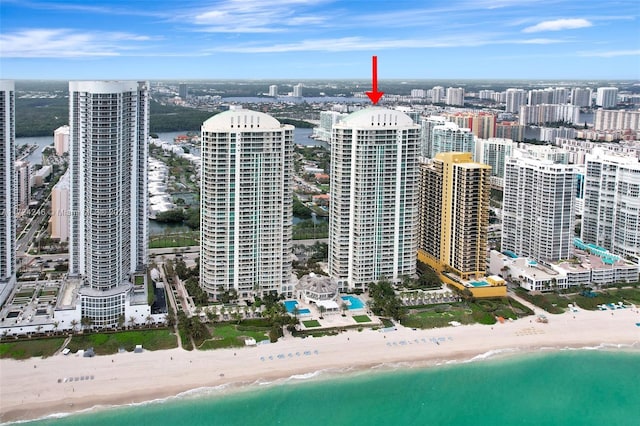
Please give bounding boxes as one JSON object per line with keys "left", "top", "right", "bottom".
{"left": 317, "top": 300, "right": 339, "bottom": 310}
{"left": 202, "top": 108, "right": 284, "bottom": 131}
{"left": 336, "top": 107, "right": 417, "bottom": 129}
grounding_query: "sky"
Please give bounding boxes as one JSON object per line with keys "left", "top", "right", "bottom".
{"left": 1, "top": 0, "right": 639, "bottom": 80}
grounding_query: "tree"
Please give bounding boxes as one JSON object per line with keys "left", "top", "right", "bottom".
{"left": 319, "top": 305, "right": 327, "bottom": 319}
{"left": 80, "top": 316, "right": 92, "bottom": 331}
{"left": 117, "top": 314, "right": 125, "bottom": 330}
{"left": 145, "top": 315, "right": 153, "bottom": 328}
{"left": 341, "top": 302, "right": 348, "bottom": 316}
{"left": 292, "top": 306, "right": 300, "bottom": 320}
{"left": 52, "top": 321, "right": 59, "bottom": 334}
{"left": 129, "top": 316, "right": 137, "bottom": 329}
{"left": 70, "top": 319, "right": 78, "bottom": 333}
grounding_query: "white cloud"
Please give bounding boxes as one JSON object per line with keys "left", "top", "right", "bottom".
{"left": 0, "top": 29, "right": 153, "bottom": 57}
{"left": 577, "top": 49, "right": 640, "bottom": 58}
{"left": 209, "top": 35, "right": 567, "bottom": 53}
{"left": 191, "top": 0, "right": 330, "bottom": 33}
{"left": 523, "top": 18, "right": 592, "bottom": 33}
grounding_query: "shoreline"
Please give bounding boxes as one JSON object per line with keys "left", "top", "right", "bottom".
{"left": 2, "top": 308, "right": 639, "bottom": 424}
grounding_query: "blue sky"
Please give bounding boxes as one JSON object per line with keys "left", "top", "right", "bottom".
{"left": 1, "top": 0, "right": 639, "bottom": 80}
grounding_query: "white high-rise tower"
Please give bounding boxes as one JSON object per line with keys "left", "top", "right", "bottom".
{"left": 582, "top": 148, "right": 640, "bottom": 259}
{"left": 329, "top": 108, "right": 420, "bottom": 291}
{"left": 69, "top": 81, "right": 149, "bottom": 327}
{"left": 502, "top": 148, "right": 576, "bottom": 262}
{"left": 0, "top": 80, "right": 16, "bottom": 307}
{"left": 200, "top": 108, "right": 293, "bottom": 299}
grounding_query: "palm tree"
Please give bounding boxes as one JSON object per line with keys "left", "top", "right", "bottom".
{"left": 52, "top": 321, "right": 59, "bottom": 335}
{"left": 128, "top": 316, "right": 137, "bottom": 329}
{"left": 292, "top": 306, "right": 300, "bottom": 320}
{"left": 117, "top": 314, "right": 125, "bottom": 330}
{"left": 80, "top": 316, "right": 92, "bottom": 331}
{"left": 319, "top": 305, "right": 327, "bottom": 319}
{"left": 341, "top": 302, "right": 349, "bottom": 316}
{"left": 145, "top": 315, "right": 153, "bottom": 328}
{"left": 70, "top": 319, "right": 78, "bottom": 334}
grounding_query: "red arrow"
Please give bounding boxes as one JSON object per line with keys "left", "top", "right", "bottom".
{"left": 365, "top": 55, "right": 384, "bottom": 105}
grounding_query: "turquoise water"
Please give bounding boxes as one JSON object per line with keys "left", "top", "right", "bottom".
{"left": 283, "top": 300, "right": 298, "bottom": 312}
{"left": 25, "top": 350, "right": 640, "bottom": 426}
{"left": 341, "top": 295, "right": 364, "bottom": 309}
{"left": 469, "top": 281, "right": 489, "bottom": 287}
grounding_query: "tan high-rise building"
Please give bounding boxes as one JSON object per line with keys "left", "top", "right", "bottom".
{"left": 418, "top": 152, "right": 491, "bottom": 280}
{"left": 50, "top": 170, "right": 70, "bottom": 242}
{"left": 54, "top": 125, "right": 70, "bottom": 156}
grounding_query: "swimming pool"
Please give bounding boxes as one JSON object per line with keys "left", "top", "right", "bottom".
{"left": 469, "top": 281, "right": 489, "bottom": 287}
{"left": 341, "top": 295, "right": 365, "bottom": 310}
{"left": 283, "top": 300, "right": 311, "bottom": 315}
{"left": 283, "top": 300, "right": 298, "bottom": 313}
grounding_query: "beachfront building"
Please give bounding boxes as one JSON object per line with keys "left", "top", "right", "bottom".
{"left": 329, "top": 107, "right": 420, "bottom": 291}
{"left": 442, "top": 111, "right": 496, "bottom": 140}
{"left": 268, "top": 85, "right": 278, "bottom": 97}
{"left": 69, "top": 81, "right": 151, "bottom": 328}
{"left": 0, "top": 80, "right": 16, "bottom": 307}
{"left": 502, "top": 148, "right": 577, "bottom": 262}
{"left": 200, "top": 108, "right": 294, "bottom": 300}
{"left": 418, "top": 152, "right": 491, "bottom": 281}
{"left": 431, "top": 122, "right": 475, "bottom": 159}
{"left": 490, "top": 240, "right": 638, "bottom": 292}
{"left": 474, "top": 137, "right": 514, "bottom": 188}
{"left": 582, "top": 148, "right": 640, "bottom": 260}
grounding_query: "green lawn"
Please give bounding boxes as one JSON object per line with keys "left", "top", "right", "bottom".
{"left": 67, "top": 329, "right": 178, "bottom": 355}
{"left": 515, "top": 290, "right": 568, "bottom": 314}
{"left": 571, "top": 288, "right": 640, "bottom": 310}
{"left": 402, "top": 298, "right": 533, "bottom": 329}
{"left": 302, "top": 320, "right": 321, "bottom": 328}
{"left": 198, "top": 324, "right": 269, "bottom": 350}
{"left": 352, "top": 315, "right": 372, "bottom": 323}
{"left": 0, "top": 337, "right": 66, "bottom": 359}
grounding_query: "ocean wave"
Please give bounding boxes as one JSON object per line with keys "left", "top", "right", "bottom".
{"left": 462, "top": 348, "right": 521, "bottom": 363}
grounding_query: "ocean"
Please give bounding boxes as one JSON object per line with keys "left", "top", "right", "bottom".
{"left": 25, "top": 349, "right": 640, "bottom": 426}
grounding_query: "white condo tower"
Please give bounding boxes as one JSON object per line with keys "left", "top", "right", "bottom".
{"left": 329, "top": 107, "right": 421, "bottom": 291}
{"left": 200, "top": 108, "right": 293, "bottom": 300}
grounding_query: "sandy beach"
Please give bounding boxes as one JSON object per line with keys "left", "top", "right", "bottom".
{"left": 1, "top": 308, "right": 639, "bottom": 423}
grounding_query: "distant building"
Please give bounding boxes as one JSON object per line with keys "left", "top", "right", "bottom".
{"left": 430, "top": 86, "right": 445, "bottom": 103}
{"left": 312, "top": 111, "right": 347, "bottom": 142}
{"left": 419, "top": 115, "right": 447, "bottom": 158}
{"left": 595, "top": 87, "right": 618, "bottom": 108}
{"left": 582, "top": 148, "right": 640, "bottom": 259}
{"left": 496, "top": 121, "right": 525, "bottom": 142}
{"left": 329, "top": 108, "right": 420, "bottom": 291}
{"left": 431, "top": 122, "right": 475, "bottom": 158}
{"left": 0, "top": 80, "right": 16, "bottom": 307}
{"left": 178, "top": 83, "right": 188, "bottom": 99}
{"left": 593, "top": 109, "right": 640, "bottom": 131}
{"left": 50, "top": 170, "right": 70, "bottom": 242}
{"left": 475, "top": 138, "right": 514, "bottom": 188}
{"left": 269, "top": 85, "right": 278, "bottom": 97}
{"left": 571, "top": 87, "right": 592, "bottom": 107}
{"left": 502, "top": 148, "right": 577, "bottom": 262}
{"left": 445, "top": 87, "right": 464, "bottom": 106}
{"left": 14, "top": 160, "right": 30, "bottom": 212}
{"left": 505, "top": 88, "right": 527, "bottom": 113}
{"left": 411, "top": 89, "right": 426, "bottom": 98}
{"left": 293, "top": 83, "right": 303, "bottom": 97}
{"left": 443, "top": 111, "right": 496, "bottom": 139}
{"left": 54, "top": 125, "right": 70, "bottom": 156}
{"left": 200, "top": 108, "right": 294, "bottom": 299}
{"left": 418, "top": 153, "right": 491, "bottom": 281}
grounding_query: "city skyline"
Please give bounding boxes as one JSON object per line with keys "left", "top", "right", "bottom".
{"left": 1, "top": 0, "right": 639, "bottom": 80}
